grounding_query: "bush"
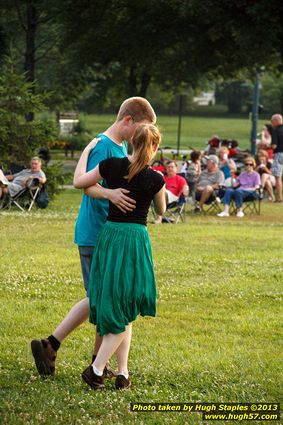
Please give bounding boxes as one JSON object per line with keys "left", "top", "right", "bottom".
{"left": 43, "top": 162, "right": 65, "bottom": 200}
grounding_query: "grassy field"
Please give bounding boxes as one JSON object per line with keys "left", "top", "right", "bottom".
{"left": 83, "top": 114, "right": 268, "bottom": 152}
{"left": 0, "top": 190, "right": 282, "bottom": 424}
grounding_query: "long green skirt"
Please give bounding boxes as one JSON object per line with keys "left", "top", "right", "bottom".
{"left": 88, "top": 221, "right": 157, "bottom": 336}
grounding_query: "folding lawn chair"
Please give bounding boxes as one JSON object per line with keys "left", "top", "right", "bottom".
{"left": 0, "top": 178, "right": 43, "bottom": 212}
{"left": 230, "top": 187, "right": 263, "bottom": 215}
{"left": 194, "top": 190, "right": 222, "bottom": 215}
{"left": 163, "top": 196, "right": 187, "bottom": 223}
{"left": 151, "top": 196, "right": 187, "bottom": 224}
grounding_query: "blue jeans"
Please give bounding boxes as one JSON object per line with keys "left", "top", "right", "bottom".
{"left": 78, "top": 246, "right": 94, "bottom": 292}
{"left": 223, "top": 188, "right": 258, "bottom": 208}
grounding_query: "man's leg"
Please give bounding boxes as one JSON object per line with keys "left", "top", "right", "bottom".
{"left": 154, "top": 189, "right": 171, "bottom": 224}
{"left": 0, "top": 170, "right": 11, "bottom": 200}
{"left": 31, "top": 246, "right": 95, "bottom": 376}
{"left": 271, "top": 153, "right": 283, "bottom": 202}
{"left": 199, "top": 185, "right": 214, "bottom": 209}
{"left": 275, "top": 176, "right": 282, "bottom": 202}
{"left": 52, "top": 297, "right": 90, "bottom": 342}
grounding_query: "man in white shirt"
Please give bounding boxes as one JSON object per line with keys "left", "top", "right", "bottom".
{"left": 0, "top": 157, "right": 46, "bottom": 199}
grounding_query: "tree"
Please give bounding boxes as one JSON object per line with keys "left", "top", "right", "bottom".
{"left": 260, "top": 72, "right": 283, "bottom": 113}
{"left": 57, "top": 0, "right": 283, "bottom": 103}
{"left": 215, "top": 81, "right": 253, "bottom": 113}
{"left": 1, "top": 0, "right": 282, "bottom": 110}
{"left": 0, "top": 52, "right": 55, "bottom": 167}
{"left": 0, "top": 0, "right": 66, "bottom": 119}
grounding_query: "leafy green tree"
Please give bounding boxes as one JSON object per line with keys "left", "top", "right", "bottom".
{"left": 1, "top": 0, "right": 282, "bottom": 111}
{"left": 215, "top": 81, "right": 253, "bottom": 113}
{"left": 58, "top": 0, "right": 283, "bottom": 103}
{"left": 260, "top": 72, "right": 283, "bottom": 113}
{"left": 0, "top": 1, "right": 67, "bottom": 118}
{"left": 0, "top": 52, "right": 55, "bottom": 168}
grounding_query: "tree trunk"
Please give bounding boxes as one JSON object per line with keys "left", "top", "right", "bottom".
{"left": 24, "top": 1, "right": 37, "bottom": 121}
{"left": 280, "top": 88, "right": 283, "bottom": 113}
{"left": 138, "top": 71, "right": 151, "bottom": 98}
{"left": 128, "top": 66, "right": 138, "bottom": 96}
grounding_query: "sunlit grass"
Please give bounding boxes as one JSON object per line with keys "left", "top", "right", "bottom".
{"left": 82, "top": 114, "right": 268, "bottom": 151}
{"left": 0, "top": 190, "right": 282, "bottom": 424}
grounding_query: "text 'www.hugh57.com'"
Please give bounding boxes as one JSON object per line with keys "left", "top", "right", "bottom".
{"left": 130, "top": 402, "right": 280, "bottom": 421}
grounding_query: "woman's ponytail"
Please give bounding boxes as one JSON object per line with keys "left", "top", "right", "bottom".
{"left": 127, "top": 124, "right": 161, "bottom": 181}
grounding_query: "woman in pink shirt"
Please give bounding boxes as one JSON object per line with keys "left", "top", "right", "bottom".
{"left": 217, "top": 157, "right": 260, "bottom": 218}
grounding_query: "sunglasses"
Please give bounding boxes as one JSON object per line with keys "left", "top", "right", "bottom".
{"left": 245, "top": 163, "right": 253, "bottom": 166}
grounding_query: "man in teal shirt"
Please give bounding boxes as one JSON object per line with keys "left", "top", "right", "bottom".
{"left": 31, "top": 97, "right": 157, "bottom": 377}
{"left": 75, "top": 134, "right": 128, "bottom": 250}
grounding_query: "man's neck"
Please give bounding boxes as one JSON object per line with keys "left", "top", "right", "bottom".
{"left": 103, "top": 123, "right": 123, "bottom": 145}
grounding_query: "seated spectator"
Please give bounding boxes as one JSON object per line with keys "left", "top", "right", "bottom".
{"left": 221, "top": 139, "right": 249, "bottom": 161}
{"left": 255, "top": 150, "right": 275, "bottom": 202}
{"left": 217, "top": 157, "right": 260, "bottom": 218}
{"left": 204, "top": 135, "right": 221, "bottom": 155}
{"left": 154, "top": 160, "right": 189, "bottom": 223}
{"left": 0, "top": 157, "right": 46, "bottom": 199}
{"left": 186, "top": 150, "right": 202, "bottom": 200}
{"left": 179, "top": 155, "right": 189, "bottom": 177}
{"left": 194, "top": 155, "right": 224, "bottom": 212}
{"left": 218, "top": 146, "right": 237, "bottom": 187}
{"left": 257, "top": 123, "right": 274, "bottom": 160}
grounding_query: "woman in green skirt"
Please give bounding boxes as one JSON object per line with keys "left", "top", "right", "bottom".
{"left": 74, "top": 123, "right": 166, "bottom": 390}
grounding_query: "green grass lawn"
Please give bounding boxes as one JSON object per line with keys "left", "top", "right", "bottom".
{"left": 83, "top": 114, "right": 268, "bottom": 151}
{"left": 0, "top": 190, "right": 282, "bottom": 424}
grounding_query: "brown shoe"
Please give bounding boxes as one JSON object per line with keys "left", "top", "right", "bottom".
{"left": 31, "top": 339, "right": 56, "bottom": 376}
{"left": 82, "top": 365, "right": 105, "bottom": 390}
{"left": 92, "top": 355, "right": 117, "bottom": 379}
{"left": 115, "top": 374, "right": 131, "bottom": 390}
{"left": 103, "top": 363, "right": 118, "bottom": 379}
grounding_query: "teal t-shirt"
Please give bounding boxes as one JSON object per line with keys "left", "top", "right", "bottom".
{"left": 74, "top": 134, "right": 128, "bottom": 246}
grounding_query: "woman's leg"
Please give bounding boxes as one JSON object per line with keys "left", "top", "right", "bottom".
{"left": 223, "top": 188, "right": 233, "bottom": 206}
{"left": 266, "top": 179, "right": 275, "bottom": 201}
{"left": 222, "top": 188, "right": 234, "bottom": 213}
{"left": 262, "top": 175, "right": 275, "bottom": 201}
{"left": 115, "top": 324, "right": 132, "bottom": 377}
{"left": 234, "top": 189, "right": 244, "bottom": 209}
{"left": 93, "top": 331, "right": 126, "bottom": 374}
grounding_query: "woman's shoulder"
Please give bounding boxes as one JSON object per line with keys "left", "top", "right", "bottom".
{"left": 147, "top": 167, "right": 165, "bottom": 181}
{"left": 103, "top": 156, "right": 128, "bottom": 165}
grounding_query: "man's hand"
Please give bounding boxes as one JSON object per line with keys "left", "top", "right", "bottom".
{"left": 107, "top": 188, "right": 136, "bottom": 213}
{"left": 23, "top": 176, "right": 32, "bottom": 185}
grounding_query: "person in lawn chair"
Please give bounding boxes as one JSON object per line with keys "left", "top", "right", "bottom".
{"left": 194, "top": 155, "right": 224, "bottom": 213}
{"left": 0, "top": 157, "right": 46, "bottom": 199}
{"left": 154, "top": 160, "right": 189, "bottom": 224}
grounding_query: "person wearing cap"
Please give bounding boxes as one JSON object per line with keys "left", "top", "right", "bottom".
{"left": 194, "top": 155, "right": 224, "bottom": 212}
